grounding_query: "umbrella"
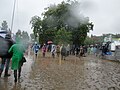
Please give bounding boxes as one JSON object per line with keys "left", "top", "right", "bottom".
{"left": 47, "top": 41, "right": 53, "bottom": 44}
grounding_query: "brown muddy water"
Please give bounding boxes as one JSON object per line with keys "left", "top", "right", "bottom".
{"left": 0, "top": 52, "right": 120, "bottom": 90}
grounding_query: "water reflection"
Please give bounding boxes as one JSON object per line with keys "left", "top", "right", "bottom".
{"left": 11, "top": 82, "right": 23, "bottom": 90}
{"left": 1, "top": 78, "right": 9, "bottom": 90}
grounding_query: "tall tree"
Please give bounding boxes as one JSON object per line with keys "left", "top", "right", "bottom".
{"left": 15, "top": 29, "right": 29, "bottom": 44}
{"left": 30, "top": 1, "right": 94, "bottom": 45}
{"left": 22, "top": 31, "right": 29, "bottom": 41}
{"left": 30, "top": 16, "right": 42, "bottom": 42}
{"left": 1, "top": 21, "right": 8, "bottom": 30}
{"left": 55, "top": 27, "right": 72, "bottom": 45}
{"left": 30, "top": 33, "right": 35, "bottom": 41}
{"left": 15, "top": 29, "right": 22, "bottom": 43}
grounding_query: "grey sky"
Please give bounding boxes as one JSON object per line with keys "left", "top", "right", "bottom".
{"left": 0, "top": 0, "right": 120, "bottom": 36}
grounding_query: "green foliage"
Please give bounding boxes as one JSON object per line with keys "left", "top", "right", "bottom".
{"left": 84, "top": 35, "right": 103, "bottom": 45}
{"left": 15, "top": 29, "right": 22, "bottom": 43}
{"left": 30, "top": 1, "right": 94, "bottom": 45}
{"left": 1, "top": 21, "right": 8, "bottom": 30}
{"left": 55, "top": 27, "right": 72, "bottom": 45}
{"left": 30, "top": 16, "right": 42, "bottom": 41}
{"left": 22, "top": 31, "right": 29, "bottom": 41}
{"left": 30, "top": 33, "right": 35, "bottom": 41}
{"left": 84, "top": 36, "right": 94, "bottom": 45}
{"left": 15, "top": 29, "right": 29, "bottom": 43}
{"left": 16, "top": 29, "right": 22, "bottom": 37}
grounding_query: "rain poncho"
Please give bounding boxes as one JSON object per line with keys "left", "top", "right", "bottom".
{"left": 8, "top": 44, "right": 25, "bottom": 70}
{"left": 32, "top": 44, "right": 40, "bottom": 54}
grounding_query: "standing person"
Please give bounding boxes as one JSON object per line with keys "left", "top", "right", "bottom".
{"left": 42, "top": 44, "right": 46, "bottom": 57}
{"left": 66, "top": 44, "right": 70, "bottom": 56}
{"left": 83, "top": 46, "right": 87, "bottom": 57}
{"left": 101, "top": 45, "right": 106, "bottom": 56}
{"left": 87, "top": 46, "right": 91, "bottom": 55}
{"left": 60, "top": 44, "right": 66, "bottom": 60}
{"left": 93, "top": 46, "right": 97, "bottom": 56}
{"left": 32, "top": 42, "right": 40, "bottom": 58}
{"left": 72, "top": 44, "right": 75, "bottom": 55}
{"left": 96, "top": 45, "right": 100, "bottom": 57}
{"left": 51, "top": 45, "right": 56, "bottom": 58}
{"left": 8, "top": 43, "right": 25, "bottom": 83}
{"left": 0, "top": 34, "right": 15, "bottom": 77}
{"left": 90, "top": 46, "right": 94, "bottom": 54}
{"left": 76, "top": 46, "right": 80, "bottom": 56}
{"left": 56, "top": 45, "right": 60, "bottom": 57}
{"left": 79, "top": 46, "right": 84, "bottom": 57}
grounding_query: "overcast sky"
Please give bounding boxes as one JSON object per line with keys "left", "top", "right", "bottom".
{"left": 0, "top": 0, "right": 120, "bottom": 36}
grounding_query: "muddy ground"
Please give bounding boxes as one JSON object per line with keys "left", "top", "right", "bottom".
{"left": 0, "top": 52, "right": 120, "bottom": 90}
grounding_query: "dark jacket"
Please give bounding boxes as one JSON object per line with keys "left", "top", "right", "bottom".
{"left": 61, "top": 46, "right": 66, "bottom": 56}
{"left": 0, "top": 36, "right": 15, "bottom": 58}
{"left": 5, "top": 38, "right": 15, "bottom": 58}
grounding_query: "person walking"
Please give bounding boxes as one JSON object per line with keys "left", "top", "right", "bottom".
{"left": 79, "top": 46, "right": 84, "bottom": 57}
{"left": 60, "top": 44, "right": 66, "bottom": 60}
{"left": 42, "top": 44, "right": 47, "bottom": 57}
{"left": 0, "top": 34, "right": 15, "bottom": 77}
{"left": 8, "top": 43, "right": 25, "bottom": 83}
{"left": 87, "top": 46, "right": 91, "bottom": 55}
{"left": 90, "top": 46, "right": 94, "bottom": 54}
{"left": 56, "top": 45, "right": 60, "bottom": 57}
{"left": 32, "top": 42, "right": 40, "bottom": 58}
{"left": 51, "top": 45, "right": 56, "bottom": 58}
{"left": 93, "top": 46, "right": 97, "bottom": 56}
{"left": 66, "top": 44, "right": 70, "bottom": 56}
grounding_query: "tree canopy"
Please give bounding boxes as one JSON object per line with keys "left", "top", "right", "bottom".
{"left": 15, "top": 29, "right": 29, "bottom": 44}
{"left": 1, "top": 21, "right": 8, "bottom": 30}
{"left": 30, "top": 1, "right": 94, "bottom": 45}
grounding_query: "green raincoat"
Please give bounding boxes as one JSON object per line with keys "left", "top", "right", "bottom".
{"left": 9, "top": 44, "right": 25, "bottom": 70}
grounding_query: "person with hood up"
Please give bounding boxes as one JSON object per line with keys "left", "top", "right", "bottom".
{"left": 0, "top": 34, "right": 15, "bottom": 77}
{"left": 32, "top": 42, "right": 40, "bottom": 58}
{"left": 8, "top": 41, "right": 25, "bottom": 83}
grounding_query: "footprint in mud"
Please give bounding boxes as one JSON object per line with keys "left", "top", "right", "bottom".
{"left": 18, "top": 78, "right": 24, "bottom": 83}
{"left": 108, "top": 87, "right": 116, "bottom": 90}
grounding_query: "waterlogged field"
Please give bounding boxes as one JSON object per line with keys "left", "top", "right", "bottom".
{"left": 0, "top": 52, "right": 120, "bottom": 90}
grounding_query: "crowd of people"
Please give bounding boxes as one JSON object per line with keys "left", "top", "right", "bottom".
{"left": 0, "top": 34, "right": 111, "bottom": 84}
{"left": 31, "top": 42, "right": 110, "bottom": 60}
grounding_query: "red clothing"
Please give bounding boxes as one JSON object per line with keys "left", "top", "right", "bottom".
{"left": 42, "top": 46, "right": 46, "bottom": 53}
